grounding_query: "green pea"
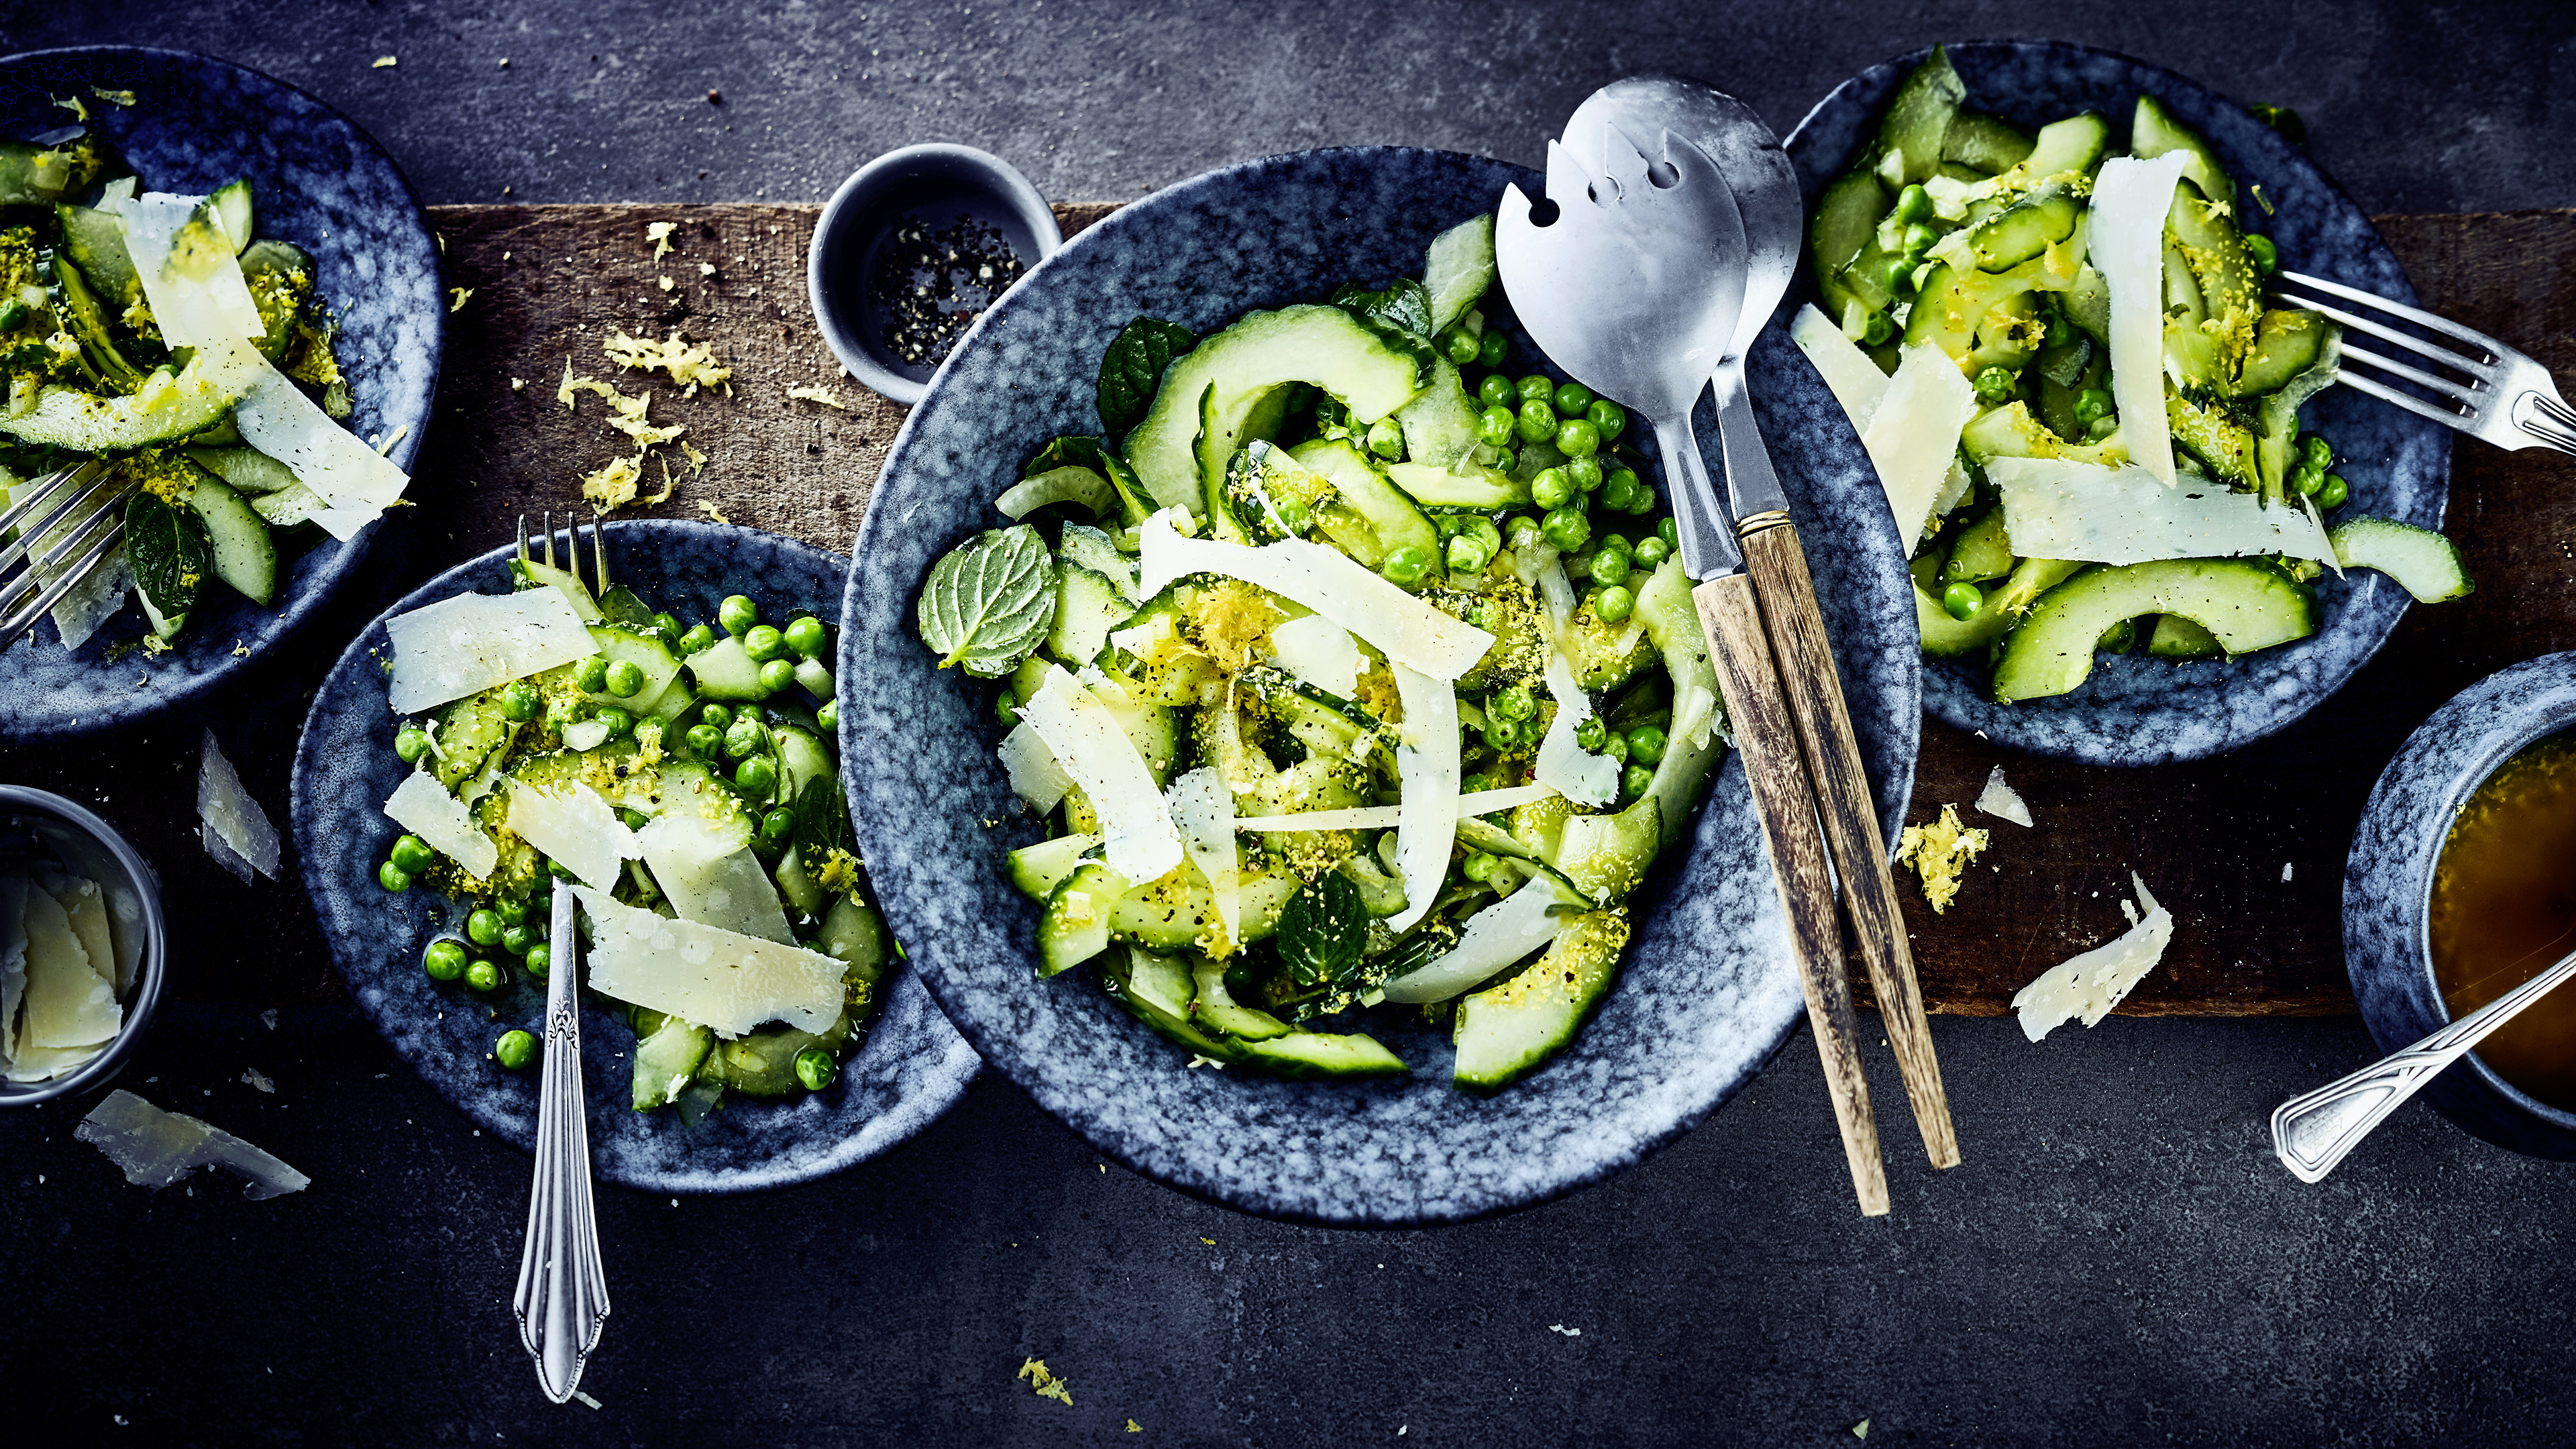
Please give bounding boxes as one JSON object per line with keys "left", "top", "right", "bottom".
{"left": 1516, "top": 398, "right": 1558, "bottom": 442}
{"left": 2245, "top": 233, "right": 2279, "bottom": 274}
{"left": 1634, "top": 535, "right": 1670, "bottom": 568}
{"left": 761, "top": 807, "right": 797, "bottom": 844}
{"left": 1458, "top": 771, "right": 1496, "bottom": 796}
{"left": 743, "top": 624, "right": 787, "bottom": 663}
{"left": 1542, "top": 506, "right": 1592, "bottom": 553}
{"left": 724, "top": 716, "right": 765, "bottom": 759}
{"left": 1552, "top": 381, "right": 1593, "bottom": 418}
{"left": 1941, "top": 582, "right": 1983, "bottom": 621}
{"left": 1658, "top": 517, "right": 1678, "bottom": 548}
{"left": 501, "top": 924, "right": 534, "bottom": 957}
{"left": 1462, "top": 851, "right": 1499, "bottom": 883}
{"left": 1590, "top": 548, "right": 1631, "bottom": 588}
{"left": 2316, "top": 474, "right": 2348, "bottom": 510}
{"left": 1862, "top": 311, "right": 1895, "bottom": 347}
{"left": 1600, "top": 471, "right": 1640, "bottom": 513}
{"left": 1479, "top": 329, "right": 1509, "bottom": 369}
{"left": 1550, "top": 458, "right": 1596, "bottom": 498}
{"left": 2294, "top": 464, "right": 2324, "bottom": 496}
{"left": 594, "top": 706, "right": 633, "bottom": 740}
{"left": 1489, "top": 446, "right": 1517, "bottom": 475}
{"left": 1574, "top": 716, "right": 1607, "bottom": 751}
{"left": 758, "top": 657, "right": 798, "bottom": 695}
{"left": 700, "top": 703, "right": 733, "bottom": 731}
{"left": 466, "top": 908, "right": 504, "bottom": 947}
{"left": 1601, "top": 733, "right": 1629, "bottom": 765}
{"left": 597, "top": 659, "right": 641, "bottom": 698}
{"left": 1593, "top": 584, "right": 1635, "bottom": 623}
{"left": 0, "top": 299, "right": 26, "bottom": 331}
{"left": 1516, "top": 374, "right": 1555, "bottom": 405}
{"left": 378, "top": 860, "right": 413, "bottom": 893}
{"left": 784, "top": 616, "right": 827, "bottom": 659}
{"left": 1621, "top": 763, "right": 1654, "bottom": 800}
{"left": 718, "top": 595, "right": 759, "bottom": 636}
{"left": 525, "top": 943, "right": 551, "bottom": 978}
{"left": 794, "top": 1048, "right": 837, "bottom": 1091}
{"left": 816, "top": 700, "right": 839, "bottom": 733}
{"left": 1531, "top": 466, "right": 1573, "bottom": 511}
{"left": 1477, "top": 373, "right": 1517, "bottom": 409}
{"left": 424, "top": 939, "right": 467, "bottom": 981}
{"left": 1480, "top": 716, "right": 1522, "bottom": 751}
{"left": 1974, "top": 367, "right": 2018, "bottom": 405}
{"left": 1884, "top": 258, "right": 1918, "bottom": 297}
{"left": 494, "top": 1030, "right": 537, "bottom": 1071}
{"left": 1379, "top": 545, "right": 1431, "bottom": 586}
{"left": 1365, "top": 417, "right": 1407, "bottom": 461}
{"left": 650, "top": 611, "right": 684, "bottom": 639}
{"left": 1894, "top": 183, "right": 1933, "bottom": 225}
{"left": 2304, "top": 434, "right": 2334, "bottom": 472}
{"left": 1555, "top": 418, "right": 1602, "bottom": 458}
{"left": 685, "top": 722, "right": 723, "bottom": 755}
{"left": 464, "top": 959, "right": 503, "bottom": 993}
{"left": 1477, "top": 405, "right": 1518, "bottom": 447}
{"left": 736, "top": 755, "right": 779, "bottom": 797}
{"left": 1489, "top": 684, "right": 1535, "bottom": 722}
{"left": 496, "top": 896, "right": 529, "bottom": 927}
{"left": 1627, "top": 724, "right": 1668, "bottom": 766}
{"left": 1446, "top": 533, "right": 1494, "bottom": 575}
{"left": 677, "top": 623, "right": 716, "bottom": 655}
{"left": 1585, "top": 398, "right": 1627, "bottom": 442}
{"left": 389, "top": 833, "right": 436, "bottom": 875}
{"left": 1440, "top": 326, "right": 1481, "bottom": 366}
{"left": 1903, "top": 223, "right": 1942, "bottom": 260}
{"left": 394, "top": 725, "right": 431, "bottom": 763}
{"left": 2073, "top": 387, "right": 2112, "bottom": 425}
{"left": 575, "top": 655, "right": 610, "bottom": 692}
{"left": 500, "top": 681, "right": 543, "bottom": 722}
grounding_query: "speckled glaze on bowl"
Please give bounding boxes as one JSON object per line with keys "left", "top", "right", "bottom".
{"left": 2345, "top": 653, "right": 2576, "bottom": 1160}
{"left": 1778, "top": 40, "right": 2451, "bottom": 765}
{"left": 840, "top": 146, "right": 1919, "bottom": 1226}
{"left": 292, "top": 522, "right": 979, "bottom": 1193}
{"left": 0, "top": 46, "right": 441, "bottom": 740}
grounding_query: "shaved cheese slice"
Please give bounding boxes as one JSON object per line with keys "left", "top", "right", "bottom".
{"left": 19, "top": 883, "right": 117, "bottom": 1049}
{"left": 1537, "top": 648, "right": 1619, "bottom": 808}
{"left": 1268, "top": 614, "right": 1366, "bottom": 698}
{"left": 385, "top": 589, "right": 596, "bottom": 713}
{"left": 1137, "top": 509, "right": 1493, "bottom": 680}
{"left": 5, "top": 1041, "right": 101, "bottom": 1083}
{"left": 1379, "top": 881, "right": 1568, "bottom": 1004}
{"left": 1385, "top": 663, "right": 1459, "bottom": 932}
{"left": 99, "top": 878, "right": 142, "bottom": 997}
{"left": 1929, "top": 455, "right": 1972, "bottom": 523}
{"left": 0, "top": 877, "right": 27, "bottom": 1068}
{"left": 383, "top": 770, "right": 500, "bottom": 881}
{"left": 1166, "top": 768, "right": 1240, "bottom": 944}
{"left": 38, "top": 873, "right": 115, "bottom": 1011}
{"left": 202, "top": 820, "right": 256, "bottom": 885}
{"left": 1860, "top": 342, "right": 1980, "bottom": 546}
{"left": 76, "top": 1089, "right": 310, "bottom": 1199}
{"left": 197, "top": 730, "right": 280, "bottom": 879}
{"left": 1235, "top": 784, "right": 1560, "bottom": 833}
{"left": 998, "top": 721, "right": 1073, "bottom": 813}
{"left": 502, "top": 779, "right": 633, "bottom": 890}
{"left": 574, "top": 885, "right": 842, "bottom": 1036}
{"left": 2012, "top": 872, "right": 2174, "bottom": 1041}
{"left": 1790, "top": 302, "right": 1892, "bottom": 431}
{"left": 2090, "top": 152, "right": 2193, "bottom": 485}
{"left": 635, "top": 812, "right": 790, "bottom": 945}
{"left": 111, "top": 194, "right": 266, "bottom": 342}
{"left": 1019, "top": 664, "right": 1182, "bottom": 883}
{"left": 1976, "top": 764, "right": 2033, "bottom": 828}
{"left": 1989, "top": 456, "right": 2334, "bottom": 564}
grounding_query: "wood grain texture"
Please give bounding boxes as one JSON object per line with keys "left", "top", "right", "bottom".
{"left": 1740, "top": 521, "right": 1958, "bottom": 1169}
{"left": 1693, "top": 573, "right": 1888, "bottom": 1215}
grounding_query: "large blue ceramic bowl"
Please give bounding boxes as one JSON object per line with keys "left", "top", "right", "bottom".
{"left": 1779, "top": 40, "right": 2451, "bottom": 765}
{"left": 840, "top": 146, "right": 1921, "bottom": 1226}
{"left": 292, "top": 521, "right": 980, "bottom": 1193}
{"left": 2346, "top": 653, "right": 2576, "bottom": 1160}
{"left": 0, "top": 46, "right": 441, "bottom": 739}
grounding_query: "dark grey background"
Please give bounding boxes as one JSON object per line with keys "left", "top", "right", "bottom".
{"left": 3, "top": 2, "right": 2571, "bottom": 1444}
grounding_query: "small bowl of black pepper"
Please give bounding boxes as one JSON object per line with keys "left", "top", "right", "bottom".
{"left": 807, "top": 143, "right": 1063, "bottom": 405}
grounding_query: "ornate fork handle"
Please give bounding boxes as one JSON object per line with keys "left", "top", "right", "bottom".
{"left": 513, "top": 890, "right": 608, "bottom": 1401}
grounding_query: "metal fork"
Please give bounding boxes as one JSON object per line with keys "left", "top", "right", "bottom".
{"left": 0, "top": 460, "right": 122, "bottom": 645}
{"left": 512, "top": 511, "right": 610, "bottom": 1404}
{"left": 2271, "top": 269, "right": 2576, "bottom": 455}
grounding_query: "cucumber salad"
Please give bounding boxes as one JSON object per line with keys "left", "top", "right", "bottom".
{"left": 0, "top": 125, "right": 405, "bottom": 651}
{"left": 916, "top": 216, "right": 1728, "bottom": 1093}
{"left": 1792, "top": 48, "right": 2469, "bottom": 702}
{"left": 373, "top": 560, "right": 890, "bottom": 1120}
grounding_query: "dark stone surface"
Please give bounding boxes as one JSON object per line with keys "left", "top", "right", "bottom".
{"left": 3, "top": 1, "right": 2573, "bottom": 1443}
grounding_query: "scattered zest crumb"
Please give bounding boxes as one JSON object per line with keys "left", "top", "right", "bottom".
{"left": 447, "top": 287, "right": 473, "bottom": 313}
{"left": 603, "top": 328, "right": 734, "bottom": 396}
{"left": 697, "top": 499, "right": 731, "bottom": 525}
{"left": 1199, "top": 1237, "right": 1216, "bottom": 1246}
{"left": 1854, "top": 1420, "right": 1871, "bottom": 1440}
{"left": 787, "top": 384, "right": 851, "bottom": 411}
{"left": 1975, "top": 764, "right": 2033, "bottom": 827}
{"left": 510, "top": 377, "right": 525, "bottom": 391}
{"left": 657, "top": 275, "right": 675, "bottom": 292}
{"left": 52, "top": 95, "right": 87, "bottom": 121}
{"left": 645, "top": 221, "right": 678, "bottom": 259}
{"left": 680, "top": 439, "right": 708, "bottom": 473}
{"left": 1895, "top": 804, "right": 1988, "bottom": 914}
{"left": 261, "top": 1009, "right": 278, "bottom": 1030}
{"left": 1128, "top": 1420, "right": 1142, "bottom": 1433}
{"left": 372, "top": 56, "right": 397, "bottom": 68}
{"left": 230, "top": 640, "right": 250, "bottom": 657}
{"left": 2282, "top": 861, "right": 2294, "bottom": 883}
{"left": 91, "top": 87, "right": 137, "bottom": 107}
{"left": 698, "top": 262, "right": 716, "bottom": 276}
{"left": 1016, "top": 1358, "right": 1073, "bottom": 1407}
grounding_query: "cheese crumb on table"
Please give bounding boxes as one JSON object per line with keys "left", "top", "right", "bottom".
{"left": 645, "top": 221, "right": 677, "bottom": 259}
{"left": 1975, "top": 764, "right": 2033, "bottom": 827}
{"left": 76, "top": 1090, "right": 309, "bottom": 1199}
{"left": 1016, "top": 1358, "right": 1073, "bottom": 1407}
{"left": 1894, "top": 804, "right": 1989, "bottom": 913}
{"left": 786, "top": 384, "right": 851, "bottom": 411}
{"left": 2010, "top": 872, "right": 2175, "bottom": 1041}
{"left": 371, "top": 56, "right": 396, "bottom": 68}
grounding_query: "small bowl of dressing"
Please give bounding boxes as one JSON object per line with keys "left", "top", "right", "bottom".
{"left": 806, "top": 143, "right": 1063, "bottom": 405}
{"left": 2347, "top": 652, "right": 2576, "bottom": 1159}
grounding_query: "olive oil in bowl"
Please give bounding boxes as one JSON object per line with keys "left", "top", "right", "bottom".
{"left": 2430, "top": 731, "right": 2576, "bottom": 1111}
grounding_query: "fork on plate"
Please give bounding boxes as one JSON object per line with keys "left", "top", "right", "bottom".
{"left": 2273, "top": 269, "right": 2576, "bottom": 456}
{"left": 0, "top": 458, "right": 121, "bottom": 645}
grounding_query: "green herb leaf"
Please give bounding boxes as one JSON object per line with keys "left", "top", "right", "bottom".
{"left": 1330, "top": 278, "right": 1435, "bottom": 340}
{"left": 1024, "top": 435, "right": 1150, "bottom": 525}
{"left": 1097, "top": 317, "right": 1197, "bottom": 443}
{"left": 126, "top": 490, "right": 206, "bottom": 626}
{"left": 915, "top": 524, "right": 1055, "bottom": 676}
{"left": 1277, "top": 871, "right": 1367, "bottom": 989}
{"left": 793, "top": 774, "right": 857, "bottom": 878}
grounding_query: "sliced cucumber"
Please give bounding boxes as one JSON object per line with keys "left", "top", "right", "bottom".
{"left": 1108, "top": 869, "right": 1299, "bottom": 953}
{"left": 210, "top": 178, "right": 255, "bottom": 254}
{"left": 2236, "top": 309, "right": 2327, "bottom": 398}
{"left": 1106, "top": 947, "right": 1240, "bottom": 1062}
{"left": 1008, "top": 833, "right": 1102, "bottom": 900}
{"left": 1966, "top": 185, "right": 2080, "bottom": 272}
{"left": 2012, "top": 111, "right": 2110, "bottom": 184}
{"left": 1422, "top": 213, "right": 1497, "bottom": 333}
{"left": 511, "top": 555, "right": 600, "bottom": 619}
{"left": 237, "top": 240, "right": 313, "bottom": 362}
{"left": 2131, "top": 95, "right": 2232, "bottom": 205}
{"left": 1210, "top": 438, "right": 1332, "bottom": 546}
{"left": 1046, "top": 564, "right": 1132, "bottom": 669}
{"left": 1038, "top": 859, "right": 1125, "bottom": 975}
{"left": 1992, "top": 559, "right": 2315, "bottom": 703}
{"left": 631, "top": 1016, "right": 712, "bottom": 1110}
{"left": 998, "top": 464, "right": 1116, "bottom": 521}
{"left": 49, "top": 254, "right": 144, "bottom": 392}
{"left": 1962, "top": 401, "right": 2130, "bottom": 468}
{"left": 816, "top": 893, "right": 892, "bottom": 988}
{"left": 186, "top": 444, "right": 299, "bottom": 495}
{"left": 1188, "top": 959, "right": 1292, "bottom": 1042}
{"left": 1384, "top": 460, "right": 1529, "bottom": 511}
{"left": 1452, "top": 910, "right": 1625, "bottom": 1093}
{"left": 1942, "top": 111, "right": 2035, "bottom": 174}
{"left": 1942, "top": 508, "right": 2013, "bottom": 582}
{"left": 1552, "top": 797, "right": 1661, "bottom": 902}
{"left": 1239, "top": 1028, "right": 1407, "bottom": 1081}
{"left": 684, "top": 634, "right": 769, "bottom": 700}
{"left": 183, "top": 466, "right": 278, "bottom": 606}
{"left": 56, "top": 203, "right": 139, "bottom": 313}
{"left": 1057, "top": 523, "right": 1139, "bottom": 605}
{"left": 433, "top": 690, "right": 518, "bottom": 791}
{"left": 2165, "top": 392, "right": 2259, "bottom": 488}
{"left": 2147, "top": 614, "right": 2224, "bottom": 659}
{"left": 1810, "top": 166, "right": 1888, "bottom": 324}
{"left": 1392, "top": 357, "right": 1483, "bottom": 472}
{"left": 2256, "top": 327, "right": 2342, "bottom": 501}
{"left": 772, "top": 722, "right": 835, "bottom": 805}
{"left": 793, "top": 656, "right": 835, "bottom": 700}
{"left": 1295, "top": 437, "right": 1439, "bottom": 570}
{"left": 1876, "top": 46, "right": 1964, "bottom": 184}
{"left": 706, "top": 1013, "right": 853, "bottom": 1098}
{"left": 582, "top": 624, "right": 682, "bottom": 706}
{"left": 2330, "top": 516, "right": 2475, "bottom": 602}
{"left": 773, "top": 840, "right": 827, "bottom": 916}
{"left": 1916, "top": 581, "right": 2011, "bottom": 657}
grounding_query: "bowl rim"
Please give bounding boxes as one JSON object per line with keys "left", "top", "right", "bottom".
{"left": 806, "top": 141, "right": 1063, "bottom": 405}
{"left": 0, "top": 784, "right": 170, "bottom": 1106}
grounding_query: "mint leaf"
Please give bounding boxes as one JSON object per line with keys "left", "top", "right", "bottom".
{"left": 1330, "top": 277, "right": 1435, "bottom": 340}
{"left": 127, "top": 491, "right": 206, "bottom": 625}
{"left": 794, "top": 775, "right": 857, "bottom": 877}
{"left": 916, "top": 524, "right": 1055, "bottom": 677}
{"left": 1097, "top": 317, "right": 1197, "bottom": 443}
{"left": 1024, "top": 435, "right": 1150, "bottom": 525}
{"left": 1277, "top": 871, "right": 1367, "bottom": 989}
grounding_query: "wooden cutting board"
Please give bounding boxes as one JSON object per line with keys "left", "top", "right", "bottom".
{"left": 8, "top": 202, "right": 2572, "bottom": 1016}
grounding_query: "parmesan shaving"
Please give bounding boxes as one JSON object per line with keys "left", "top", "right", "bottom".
{"left": 1537, "top": 645, "right": 1619, "bottom": 808}
{"left": 1019, "top": 665, "right": 1182, "bottom": 883}
{"left": 1988, "top": 456, "right": 2334, "bottom": 565}
{"left": 504, "top": 780, "right": 635, "bottom": 890}
{"left": 2090, "top": 152, "right": 2194, "bottom": 484}
{"left": 573, "top": 886, "right": 843, "bottom": 1036}
{"left": 0, "top": 877, "right": 26, "bottom": 1069}
{"left": 1859, "top": 341, "right": 1980, "bottom": 547}
{"left": 1166, "top": 768, "right": 1240, "bottom": 945}
{"left": 1138, "top": 509, "right": 1492, "bottom": 680}
{"left": 1385, "top": 663, "right": 1458, "bottom": 932}
{"left": 1975, "top": 765, "right": 2033, "bottom": 828}
{"left": 78, "top": 1090, "right": 310, "bottom": 1199}
{"left": 634, "top": 812, "right": 791, "bottom": 945}
{"left": 998, "top": 721, "right": 1073, "bottom": 813}
{"left": 2012, "top": 873, "right": 2175, "bottom": 1040}
{"left": 384, "top": 588, "right": 594, "bottom": 712}
{"left": 1267, "top": 614, "right": 1366, "bottom": 698}
{"left": 197, "top": 730, "right": 281, "bottom": 879}
{"left": 1789, "top": 302, "right": 1892, "bottom": 431}
{"left": 18, "top": 881, "right": 116, "bottom": 1051}
{"left": 1380, "top": 881, "right": 1568, "bottom": 1004}
{"left": 382, "top": 771, "right": 500, "bottom": 881}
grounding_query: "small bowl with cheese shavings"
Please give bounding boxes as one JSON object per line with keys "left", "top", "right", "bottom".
{"left": 0, "top": 785, "right": 167, "bottom": 1106}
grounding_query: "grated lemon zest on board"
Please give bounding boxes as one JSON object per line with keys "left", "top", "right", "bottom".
{"left": 1895, "top": 804, "right": 1989, "bottom": 913}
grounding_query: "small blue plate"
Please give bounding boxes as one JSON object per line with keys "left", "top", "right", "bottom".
{"left": 292, "top": 521, "right": 980, "bottom": 1194}
{"left": 841, "top": 146, "right": 1920, "bottom": 1226}
{"left": 0, "top": 46, "right": 442, "bottom": 740}
{"left": 1778, "top": 40, "right": 2451, "bottom": 765}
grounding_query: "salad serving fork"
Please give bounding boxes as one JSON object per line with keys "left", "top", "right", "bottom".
{"left": 0, "top": 458, "right": 121, "bottom": 645}
{"left": 2270, "top": 270, "right": 2576, "bottom": 458}
{"left": 511, "top": 513, "right": 611, "bottom": 1403}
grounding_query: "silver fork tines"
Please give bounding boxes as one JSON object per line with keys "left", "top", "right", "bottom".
{"left": 2271, "top": 268, "right": 2575, "bottom": 456}
{"left": 0, "top": 460, "right": 123, "bottom": 645}
{"left": 517, "top": 511, "right": 610, "bottom": 594}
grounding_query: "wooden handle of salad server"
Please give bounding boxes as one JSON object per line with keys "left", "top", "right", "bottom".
{"left": 1736, "top": 519, "right": 1960, "bottom": 1171}
{"left": 1693, "top": 572, "right": 1890, "bottom": 1216}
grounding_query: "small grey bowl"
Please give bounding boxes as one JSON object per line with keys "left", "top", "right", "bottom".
{"left": 807, "top": 142, "right": 1062, "bottom": 404}
{"left": 0, "top": 786, "right": 168, "bottom": 1107}
{"left": 2346, "top": 652, "right": 2576, "bottom": 1159}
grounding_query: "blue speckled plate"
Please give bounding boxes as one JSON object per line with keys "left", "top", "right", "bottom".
{"left": 1778, "top": 40, "right": 2451, "bottom": 765}
{"left": 292, "top": 521, "right": 980, "bottom": 1194}
{"left": 841, "top": 147, "right": 1919, "bottom": 1226}
{"left": 0, "top": 46, "right": 441, "bottom": 739}
{"left": 2346, "top": 653, "right": 2576, "bottom": 1160}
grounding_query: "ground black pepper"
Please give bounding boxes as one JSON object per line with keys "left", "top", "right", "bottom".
{"left": 869, "top": 211, "right": 1024, "bottom": 369}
